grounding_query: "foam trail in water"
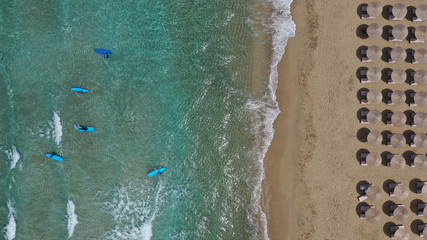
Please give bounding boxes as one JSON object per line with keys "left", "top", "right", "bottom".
{"left": 53, "top": 111, "right": 63, "bottom": 145}
{"left": 4, "top": 199, "right": 16, "bottom": 240}
{"left": 246, "top": 0, "right": 295, "bottom": 239}
{"left": 104, "top": 181, "right": 163, "bottom": 240}
{"left": 67, "top": 199, "right": 78, "bottom": 239}
{"left": 5, "top": 145, "right": 20, "bottom": 170}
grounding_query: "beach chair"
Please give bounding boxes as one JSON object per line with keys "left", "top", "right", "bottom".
{"left": 360, "top": 184, "right": 371, "bottom": 191}
{"left": 386, "top": 92, "right": 394, "bottom": 105}
{"left": 358, "top": 195, "right": 368, "bottom": 202}
{"left": 360, "top": 69, "right": 371, "bottom": 83}
{"left": 409, "top": 92, "right": 417, "bottom": 106}
{"left": 360, "top": 49, "right": 372, "bottom": 62}
{"left": 410, "top": 28, "right": 425, "bottom": 43}
{"left": 360, "top": 153, "right": 369, "bottom": 166}
{"left": 388, "top": 28, "right": 403, "bottom": 42}
{"left": 417, "top": 181, "right": 427, "bottom": 193}
{"left": 419, "top": 224, "right": 427, "bottom": 237}
{"left": 389, "top": 204, "right": 404, "bottom": 217}
{"left": 410, "top": 134, "right": 416, "bottom": 147}
{"left": 386, "top": 113, "right": 393, "bottom": 125}
{"left": 413, "top": 8, "right": 425, "bottom": 22}
{"left": 390, "top": 225, "right": 405, "bottom": 239}
{"left": 386, "top": 134, "right": 393, "bottom": 147}
{"left": 417, "top": 203, "right": 427, "bottom": 216}
{"left": 360, "top": 90, "right": 369, "bottom": 104}
{"left": 361, "top": 6, "right": 376, "bottom": 19}
{"left": 360, "top": 110, "right": 369, "bottom": 124}
{"left": 359, "top": 205, "right": 373, "bottom": 219}
{"left": 389, "top": 183, "right": 401, "bottom": 197}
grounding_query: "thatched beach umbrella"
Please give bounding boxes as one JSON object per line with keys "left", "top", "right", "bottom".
{"left": 392, "top": 3, "right": 407, "bottom": 20}
{"left": 367, "top": 45, "right": 382, "bottom": 61}
{"left": 366, "top": 152, "right": 382, "bottom": 167}
{"left": 415, "top": 112, "right": 427, "bottom": 127}
{"left": 391, "top": 112, "right": 407, "bottom": 126}
{"left": 414, "top": 133, "right": 427, "bottom": 148}
{"left": 367, "top": 89, "right": 382, "bottom": 104}
{"left": 415, "top": 91, "right": 427, "bottom": 106}
{"left": 367, "top": 110, "right": 381, "bottom": 124}
{"left": 415, "top": 70, "right": 427, "bottom": 85}
{"left": 391, "top": 134, "right": 406, "bottom": 148}
{"left": 367, "top": 2, "right": 382, "bottom": 18}
{"left": 393, "top": 206, "right": 409, "bottom": 222}
{"left": 391, "top": 69, "right": 406, "bottom": 84}
{"left": 367, "top": 23, "right": 382, "bottom": 39}
{"left": 368, "top": 130, "right": 383, "bottom": 146}
{"left": 392, "top": 24, "right": 408, "bottom": 41}
{"left": 416, "top": 26, "right": 427, "bottom": 42}
{"left": 391, "top": 47, "right": 407, "bottom": 63}
{"left": 416, "top": 4, "right": 427, "bottom": 21}
{"left": 391, "top": 90, "right": 406, "bottom": 105}
{"left": 394, "top": 184, "right": 409, "bottom": 200}
{"left": 391, "top": 155, "right": 406, "bottom": 169}
{"left": 367, "top": 67, "right": 381, "bottom": 82}
{"left": 367, "top": 185, "right": 382, "bottom": 201}
{"left": 366, "top": 208, "right": 381, "bottom": 223}
{"left": 415, "top": 49, "right": 427, "bottom": 63}
{"left": 394, "top": 228, "right": 409, "bottom": 240}
{"left": 414, "top": 155, "right": 427, "bottom": 169}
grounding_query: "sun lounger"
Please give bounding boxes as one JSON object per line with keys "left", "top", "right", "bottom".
{"left": 360, "top": 110, "right": 369, "bottom": 124}
{"left": 360, "top": 90, "right": 369, "bottom": 104}
{"left": 410, "top": 154, "right": 418, "bottom": 166}
{"left": 358, "top": 195, "right": 368, "bottom": 202}
{"left": 387, "top": 113, "right": 393, "bottom": 125}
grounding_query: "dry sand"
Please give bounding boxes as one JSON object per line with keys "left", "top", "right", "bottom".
{"left": 263, "top": 0, "right": 427, "bottom": 239}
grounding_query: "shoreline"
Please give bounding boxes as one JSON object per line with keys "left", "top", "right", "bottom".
{"left": 263, "top": 0, "right": 309, "bottom": 239}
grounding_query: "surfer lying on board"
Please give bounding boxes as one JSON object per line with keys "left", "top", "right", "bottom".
{"left": 79, "top": 125, "right": 88, "bottom": 131}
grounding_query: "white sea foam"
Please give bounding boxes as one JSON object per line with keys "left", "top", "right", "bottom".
{"left": 4, "top": 199, "right": 16, "bottom": 240}
{"left": 104, "top": 182, "right": 163, "bottom": 240}
{"left": 246, "top": 0, "right": 295, "bottom": 239}
{"left": 53, "top": 111, "right": 63, "bottom": 145}
{"left": 67, "top": 199, "right": 78, "bottom": 239}
{"left": 5, "top": 145, "right": 20, "bottom": 170}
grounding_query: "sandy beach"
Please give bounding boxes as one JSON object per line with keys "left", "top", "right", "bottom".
{"left": 264, "top": 0, "right": 427, "bottom": 239}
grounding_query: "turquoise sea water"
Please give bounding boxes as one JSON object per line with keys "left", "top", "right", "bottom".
{"left": 0, "top": 0, "right": 294, "bottom": 239}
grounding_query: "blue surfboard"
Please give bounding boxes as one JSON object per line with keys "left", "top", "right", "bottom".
{"left": 45, "top": 153, "right": 63, "bottom": 161}
{"left": 147, "top": 167, "right": 166, "bottom": 177}
{"left": 71, "top": 87, "right": 90, "bottom": 93}
{"left": 94, "top": 48, "right": 112, "bottom": 58}
{"left": 75, "top": 126, "right": 95, "bottom": 132}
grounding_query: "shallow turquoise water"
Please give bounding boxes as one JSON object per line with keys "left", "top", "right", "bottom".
{"left": 0, "top": 0, "right": 287, "bottom": 239}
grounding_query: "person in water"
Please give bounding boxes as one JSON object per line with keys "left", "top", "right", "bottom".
{"left": 79, "top": 125, "right": 88, "bottom": 131}
{"left": 104, "top": 53, "right": 109, "bottom": 58}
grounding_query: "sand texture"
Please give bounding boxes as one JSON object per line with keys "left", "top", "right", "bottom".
{"left": 264, "top": 0, "right": 427, "bottom": 239}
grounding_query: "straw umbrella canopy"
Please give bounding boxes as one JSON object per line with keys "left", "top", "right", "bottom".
{"left": 415, "top": 91, "right": 427, "bottom": 106}
{"left": 367, "top": 185, "right": 382, "bottom": 201}
{"left": 393, "top": 206, "right": 409, "bottom": 222}
{"left": 367, "top": 67, "right": 381, "bottom": 82}
{"left": 416, "top": 26, "right": 427, "bottom": 42}
{"left": 367, "top": 89, "right": 382, "bottom": 104}
{"left": 368, "top": 130, "right": 383, "bottom": 146}
{"left": 391, "top": 134, "right": 406, "bottom": 148}
{"left": 414, "top": 133, "right": 427, "bottom": 148}
{"left": 367, "top": 45, "right": 382, "bottom": 61}
{"left": 367, "top": 110, "right": 381, "bottom": 124}
{"left": 367, "top": 23, "right": 382, "bottom": 39}
{"left": 392, "top": 3, "right": 407, "bottom": 20}
{"left": 415, "top": 112, "right": 427, "bottom": 127}
{"left": 414, "top": 155, "right": 427, "bottom": 169}
{"left": 392, "top": 24, "right": 408, "bottom": 41}
{"left": 367, "top": 2, "right": 382, "bottom": 18}
{"left": 391, "top": 69, "right": 406, "bottom": 84}
{"left": 366, "top": 152, "right": 382, "bottom": 167}
{"left": 391, "top": 155, "right": 406, "bottom": 169}
{"left": 391, "top": 112, "right": 407, "bottom": 126}
{"left": 391, "top": 47, "right": 407, "bottom": 63}
{"left": 365, "top": 208, "right": 381, "bottom": 223}
{"left": 394, "top": 184, "right": 409, "bottom": 200}
{"left": 394, "top": 228, "right": 409, "bottom": 240}
{"left": 416, "top": 4, "right": 427, "bottom": 21}
{"left": 415, "top": 70, "right": 427, "bottom": 85}
{"left": 391, "top": 90, "right": 406, "bottom": 105}
{"left": 415, "top": 49, "right": 427, "bottom": 63}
